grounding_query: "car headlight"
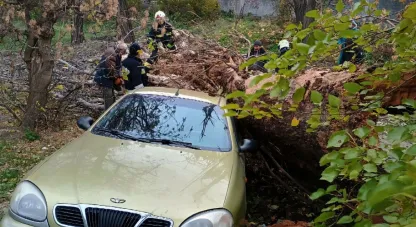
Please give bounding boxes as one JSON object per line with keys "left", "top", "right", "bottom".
{"left": 10, "top": 181, "right": 47, "bottom": 222}
{"left": 180, "top": 209, "right": 233, "bottom": 227}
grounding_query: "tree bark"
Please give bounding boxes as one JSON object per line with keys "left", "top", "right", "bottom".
{"left": 22, "top": 12, "right": 56, "bottom": 129}
{"left": 71, "top": 0, "right": 85, "bottom": 45}
{"left": 117, "top": 0, "right": 135, "bottom": 43}
{"left": 293, "top": 0, "right": 317, "bottom": 29}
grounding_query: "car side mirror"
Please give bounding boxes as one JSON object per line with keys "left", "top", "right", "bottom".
{"left": 77, "top": 116, "right": 94, "bottom": 131}
{"left": 239, "top": 139, "right": 258, "bottom": 153}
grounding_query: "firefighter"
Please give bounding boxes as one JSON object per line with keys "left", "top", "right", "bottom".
{"left": 278, "top": 39, "right": 290, "bottom": 57}
{"left": 146, "top": 11, "right": 176, "bottom": 64}
{"left": 122, "top": 43, "right": 149, "bottom": 90}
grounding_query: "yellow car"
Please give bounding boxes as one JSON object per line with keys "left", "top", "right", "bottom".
{"left": 1, "top": 87, "right": 258, "bottom": 227}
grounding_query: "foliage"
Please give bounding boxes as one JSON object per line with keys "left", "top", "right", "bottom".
{"left": 224, "top": 0, "right": 416, "bottom": 226}
{"left": 24, "top": 128, "right": 40, "bottom": 141}
{"left": 156, "top": 0, "right": 220, "bottom": 21}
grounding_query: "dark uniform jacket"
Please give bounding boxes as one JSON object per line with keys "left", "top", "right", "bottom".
{"left": 249, "top": 47, "right": 266, "bottom": 57}
{"left": 94, "top": 55, "right": 118, "bottom": 88}
{"left": 148, "top": 21, "right": 173, "bottom": 41}
{"left": 122, "top": 55, "right": 148, "bottom": 90}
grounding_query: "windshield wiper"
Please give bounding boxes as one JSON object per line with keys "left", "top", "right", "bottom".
{"left": 93, "top": 128, "right": 151, "bottom": 143}
{"left": 148, "top": 139, "right": 201, "bottom": 150}
{"left": 93, "top": 128, "right": 200, "bottom": 149}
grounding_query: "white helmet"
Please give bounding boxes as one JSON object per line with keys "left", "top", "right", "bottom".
{"left": 155, "top": 11, "right": 166, "bottom": 19}
{"left": 278, "top": 39, "right": 290, "bottom": 49}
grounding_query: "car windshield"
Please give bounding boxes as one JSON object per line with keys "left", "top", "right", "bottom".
{"left": 91, "top": 93, "right": 232, "bottom": 152}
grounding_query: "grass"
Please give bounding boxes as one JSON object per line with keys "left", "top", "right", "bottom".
{"left": 0, "top": 125, "right": 82, "bottom": 218}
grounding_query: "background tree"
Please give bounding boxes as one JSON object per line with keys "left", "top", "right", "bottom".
{"left": 2, "top": 0, "right": 119, "bottom": 130}
{"left": 72, "top": 0, "right": 85, "bottom": 44}
{"left": 117, "top": 0, "right": 135, "bottom": 43}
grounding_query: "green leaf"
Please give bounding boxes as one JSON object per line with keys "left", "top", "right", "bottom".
{"left": 406, "top": 145, "right": 416, "bottom": 156}
{"left": 354, "top": 219, "right": 372, "bottom": 227}
{"left": 249, "top": 74, "right": 268, "bottom": 87}
{"left": 336, "top": 0, "right": 345, "bottom": 12}
{"left": 348, "top": 64, "right": 357, "bottom": 73}
{"left": 293, "top": 87, "right": 306, "bottom": 104}
{"left": 363, "top": 163, "right": 377, "bottom": 173}
{"left": 337, "top": 216, "right": 353, "bottom": 224}
{"left": 358, "top": 179, "right": 377, "bottom": 200}
{"left": 349, "top": 161, "right": 363, "bottom": 179}
{"left": 335, "top": 22, "right": 350, "bottom": 31}
{"left": 345, "top": 148, "right": 360, "bottom": 160}
{"left": 321, "top": 166, "right": 339, "bottom": 183}
{"left": 403, "top": 2, "right": 416, "bottom": 19}
{"left": 368, "top": 180, "right": 404, "bottom": 206}
{"left": 306, "top": 10, "right": 320, "bottom": 18}
{"left": 295, "top": 43, "right": 310, "bottom": 55}
{"left": 313, "top": 30, "right": 326, "bottom": 41}
{"left": 327, "top": 130, "right": 349, "bottom": 148}
{"left": 340, "top": 29, "right": 357, "bottom": 38}
{"left": 310, "top": 188, "right": 326, "bottom": 200}
{"left": 286, "top": 23, "right": 298, "bottom": 31}
{"left": 383, "top": 215, "right": 398, "bottom": 224}
{"left": 402, "top": 99, "right": 416, "bottom": 108}
{"left": 315, "top": 211, "right": 335, "bottom": 223}
{"left": 387, "top": 127, "right": 410, "bottom": 144}
{"left": 353, "top": 127, "right": 370, "bottom": 139}
{"left": 367, "top": 149, "right": 377, "bottom": 160}
{"left": 311, "top": 90, "right": 323, "bottom": 104}
{"left": 221, "top": 104, "right": 240, "bottom": 110}
{"left": 226, "top": 91, "right": 246, "bottom": 99}
{"left": 383, "top": 161, "right": 405, "bottom": 173}
{"left": 223, "top": 110, "right": 238, "bottom": 117}
{"left": 328, "top": 95, "right": 341, "bottom": 108}
{"left": 326, "top": 185, "right": 337, "bottom": 193}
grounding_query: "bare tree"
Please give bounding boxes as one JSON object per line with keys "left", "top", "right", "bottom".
{"left": 117, "top": 0, "right": 135, "bottom": 43}
{"left": 72, "top": 0, "right": 85, "bottom": 44}
{"left": 293, "top": 0, "right": 317, "bottom": 29}
{"left": 3, "top": 0, "right": 118, "bottom": 130}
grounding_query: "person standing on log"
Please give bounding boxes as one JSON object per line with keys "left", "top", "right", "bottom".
{"left": 122, "top": 43, "right": 149, "bottom": 90}
{"left": 146, "top": 11, "right": 176, "bottom": 65}
{"left": 94, "top": 47, "right": 122, "bottom": 110}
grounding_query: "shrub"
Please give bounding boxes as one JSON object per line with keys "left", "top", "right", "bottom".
{"left": 24, "top": 128, "right": 40, "bottom": 141}
{"left": 156, "top": 0, "right": 220, "bottom": 22}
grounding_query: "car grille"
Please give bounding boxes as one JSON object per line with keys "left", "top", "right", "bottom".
{"left": 54, "top": 205, "right": 173, "bottom": 227}
{"left": 85, "top": 207, "right": 141, "bottom": 227}
{"left": 141, "top": 218, "right": 171, "bottom": 227}
{"left": 55, "top": 206, "right": 84, "bottom": 227}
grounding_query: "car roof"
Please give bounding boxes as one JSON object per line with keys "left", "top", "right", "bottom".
{"left": 130, "top": 87, "right": 226, "bottom": 106}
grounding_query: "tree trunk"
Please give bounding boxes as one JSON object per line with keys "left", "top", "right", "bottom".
{"left": 71, "top": 0, "right": 85, "bottom": 45}
{"left": 293, "top": 0, "right": 317, "bottom": 29}
{"left": 22, "top": 24, "right": 55, "bottom": 129}
{"left": 117, "top": 0, "right": 135, "bottom": 43}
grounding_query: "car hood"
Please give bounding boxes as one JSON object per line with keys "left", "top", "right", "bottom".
{"left": 27, "top": 132, "right": 235, "bottom": 225}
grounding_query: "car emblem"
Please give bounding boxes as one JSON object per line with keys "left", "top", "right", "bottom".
{"left": 110, "top": 198, "right": 126, "bottom": 204}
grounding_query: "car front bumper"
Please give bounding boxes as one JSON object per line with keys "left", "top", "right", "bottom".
{"left": 0, "top": 212, "right": 31, "bottom": 227}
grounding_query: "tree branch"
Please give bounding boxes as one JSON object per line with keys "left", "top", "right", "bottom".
{"left": 0, "top": 104, "right": 22, "bottom": 124}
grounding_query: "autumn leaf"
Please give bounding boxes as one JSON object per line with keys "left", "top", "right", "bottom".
{"left": 291, "top": 117, "right": 300, "bottom": 127}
